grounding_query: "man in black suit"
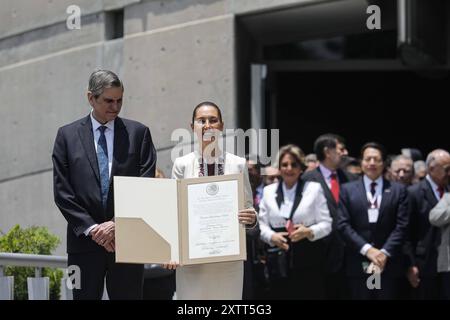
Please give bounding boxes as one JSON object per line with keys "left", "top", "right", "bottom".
{"left": 405, "top": 149, "right": 450, "bottom": 299}
{"left": 52, "top": 70, "right": 157, "bottom": 299}
{"left": 337, "top": 142, "right": 409, "bottom": 299}
{"left": 243, "top": 157, "right": 263, "bottom": 299}
{"left": 302, "top": 134, "right": 356, "bottom": 299}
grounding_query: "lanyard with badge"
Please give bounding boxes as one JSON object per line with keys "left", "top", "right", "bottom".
{"left": 366, "top": 191, "right": 381, "bottom": 223}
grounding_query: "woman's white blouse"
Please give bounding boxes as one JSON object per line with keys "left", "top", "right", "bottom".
{"left": 259, "top": 181, "right": 332, "bottom": 246}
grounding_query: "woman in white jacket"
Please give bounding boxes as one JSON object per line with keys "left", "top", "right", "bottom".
{"left": 259, "top": 144, "right": 332, "bottom": 299}
{"left": 165, "top": 101, "right": 257, "bottom": 300}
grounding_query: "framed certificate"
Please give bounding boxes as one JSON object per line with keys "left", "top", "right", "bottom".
{"left": 114, "top": 174, "right": 246, "bottom": 265}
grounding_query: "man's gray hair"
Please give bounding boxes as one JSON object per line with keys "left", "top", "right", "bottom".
{"left": 88, "top": 69, "right": 124, "bottom": 98}
{"left": 391, "top": 154, "right": 413, "bottom": 166}
{"left": 305, "top": 153, "right": 318, "bottom": 162}
{"left": 425, "top": 149, "right": 450, "bottom": 168}
{"left": 414, "top": 160, "right": 426, "bottom": 173}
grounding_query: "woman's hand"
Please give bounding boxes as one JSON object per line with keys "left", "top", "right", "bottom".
{"left": 289, "top": 224, "right": 313, "bottom": 242}
{"left": 238, "top": 208, "right": 257, "bottom": 225}
{"left": 271, "top": 232, "right": 289, "bottom": 251}
{"left": 162, "top": 261, "right": 181, "bottom": 270}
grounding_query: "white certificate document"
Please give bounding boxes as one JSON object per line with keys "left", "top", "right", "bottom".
{"left": 187, "top": 180, "right": 240, "bottom": 259}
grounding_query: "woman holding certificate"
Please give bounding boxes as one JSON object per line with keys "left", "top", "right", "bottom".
{"left": 259, "top": 144, "right": 332, "bottom": 299}
{"left": 165, "top": 101, "right": 257, "bottom": 299}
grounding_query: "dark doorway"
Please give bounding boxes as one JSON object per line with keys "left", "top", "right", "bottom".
{"left": 272, "top": 70, "right": 450, "bottom": 158}
{"left": 236, "top": 0, "right": 449, "bottom": 159}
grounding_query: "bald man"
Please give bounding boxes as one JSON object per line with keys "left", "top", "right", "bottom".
{"left": 405, "top": 149, "right": 450, "bottom": 299}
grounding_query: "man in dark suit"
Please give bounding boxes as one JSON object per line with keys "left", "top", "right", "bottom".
{"left": 302, "top": 134, "right": 356, "bottom": 299}
{"left": 337, "top": 142, "right": 409, "bottom": 299}
{"left": 405, "top": 149, "right": 450, "bottom": 299}
{"left": 243, "top": 157, "right": 263, "bottom": 299}
{"left": 52, "top": 70, "right": 157, "bottom": 299}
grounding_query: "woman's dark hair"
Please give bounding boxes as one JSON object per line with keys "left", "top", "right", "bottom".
{"left": 360, "top": 142, "right": 387, "bottom": 162}
{"left": 191, "top": 101, "right": 223, "bottom": 124}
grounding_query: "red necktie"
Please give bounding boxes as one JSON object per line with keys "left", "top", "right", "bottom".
{"left": 438, "top": 186, "right": 445, "bottom": 199}
{"left": 330, "top": 173, "right": 340, "bottom": 203}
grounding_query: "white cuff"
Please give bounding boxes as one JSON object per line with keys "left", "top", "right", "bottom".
{"left": 360, "top": 243, "right": 373, "bottom": 256}
{"left": 304, "top": 225, "right": 317, "bottom": 241}
{"left": 265, "top": 230, "right": 276, "bottom": 247}
{"left": 380, "top": 249, "right": 391, "bottom": 257}
{"left": 84, "top": 224, "right": 98, "bottom": 236}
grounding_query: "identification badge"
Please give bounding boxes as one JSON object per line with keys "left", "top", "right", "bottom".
{"left": 368, "top": 208, "right": 379, "bottom": 223}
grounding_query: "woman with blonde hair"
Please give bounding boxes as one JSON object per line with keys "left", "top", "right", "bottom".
{"left": 259, "top": 144, "right": 332, "bottom": 299}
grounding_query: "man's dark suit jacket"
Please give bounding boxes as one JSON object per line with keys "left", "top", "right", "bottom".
{"left": 404, "top": 178, "right": 440, "bottom": 277}
{"left": 53, "top": 115, "right": 157, "bottom": 253}
{"left": 301, "top": 167, "right": 356, "bottom": 273}
{"left": 337, "top": 178, "right": 409, "bottom": 277}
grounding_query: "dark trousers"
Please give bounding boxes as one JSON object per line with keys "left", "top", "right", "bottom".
{"left": 143, "top": 275, "right": 175, "bottom": 300}
{"left": 242, "top": 259, "right": 254, "bottom": 300}
{"left": 398, "top": 276, "right": 414, "bottom": 299}
{"left": 325, "top": 270, "right": 348, "bottom": 299}
{"left": 410, "top": 273, "right": 450, "bottom": 300}
{"left": 440, "top": 272, "right": 450, "bottom": 300}
{"left": 348, "top": 275, "right": 401, "bottom": 300}
{"left": 68, "top": 251, "right": 144, "bottom": 300}
{"left": 412, "top": 276, "right": 440, "bottom": 300}
{"left": 269, "top": 267, "right": 326, "bottom": 300}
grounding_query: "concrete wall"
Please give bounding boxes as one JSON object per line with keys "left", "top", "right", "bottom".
{"left": 0, "top": 0, "right": 318, "bottom": 254}
{"left": 0, "top": 0, "right": 139, "bottom": 39}
{"left": 0, "top": 39, "right": 124, "bottom": 254}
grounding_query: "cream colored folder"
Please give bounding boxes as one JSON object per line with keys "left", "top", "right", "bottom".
{"left": 114, "top": 174, "right": 246, "bottom": 265}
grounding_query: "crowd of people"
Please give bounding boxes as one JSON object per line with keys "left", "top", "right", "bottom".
{"left": 244, "top": 134, "right": 450, "bottom": 300}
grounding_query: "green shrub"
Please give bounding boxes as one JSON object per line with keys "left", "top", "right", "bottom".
{"left": 0, "top": 225, "right": 63, "bottom": 300}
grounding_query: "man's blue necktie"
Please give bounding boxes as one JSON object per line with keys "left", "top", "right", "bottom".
{"left": 97, "top": 126, "right": 109, "bottom": 208}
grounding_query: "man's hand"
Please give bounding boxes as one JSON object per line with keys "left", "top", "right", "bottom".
{"left": 366, "top": 262, "right": 382, "bottom": 274}
{"left": 90, "top": 221, "right": 115, "bottom": 249}
{"left": 271, "top": 232, "right": 289, "bottom": 251}
{"left": 238, "top": 209, "right": 257, "bottom": 225}
{"left": 407, "top": 266, "right": 420, "bottom": 288}
{"left": 104, "top": 239, "right": 115, "bottom": 253}
{"left": 366, "top": 247, "right": 387, "bottom": 269}
{"left": 289, "top": 224, "right": 313, "bottom": 242}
